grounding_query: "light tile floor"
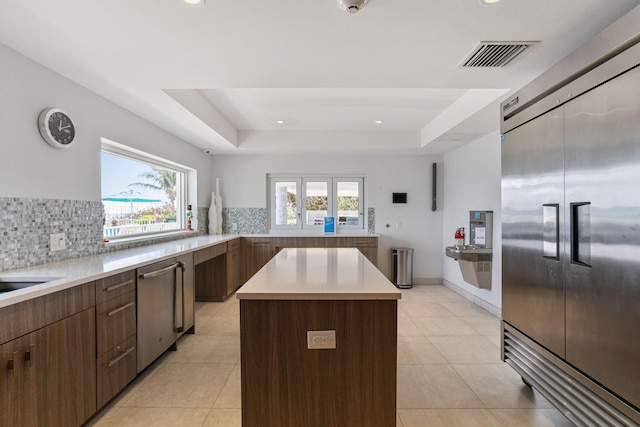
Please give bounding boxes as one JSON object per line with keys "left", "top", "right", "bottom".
{"left": 88, "top": 285, "right": 575, "bottom": 427}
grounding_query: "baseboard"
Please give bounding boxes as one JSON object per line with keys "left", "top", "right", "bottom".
{"left": 412, "top": 277, "right": 443, "bottom": 286}
{"left": 441, "top": 279, "right": 502, "bottom": 317}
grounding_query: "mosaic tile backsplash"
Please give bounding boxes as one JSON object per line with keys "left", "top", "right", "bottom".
{"left": 0, "top": 197, "right": 206, "bottom": 272}
{"left": 1, "top": 198, "right": 374, "bottom": 272}
{"left": 221, "top": 208, "right": 268, "bottom": 234}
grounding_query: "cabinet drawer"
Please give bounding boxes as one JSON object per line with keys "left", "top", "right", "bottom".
{"left": 194, "top": 242, "right": 227, "bottom": 264}
{"left": 96, "top": 291, "right": 136, "bottom": 357}
{"left": 44, "top": 282, "right": 96, "bottom": 325}
{"left": 96, "top": 271, "right": 135, "bottom": 305}
{"left": 97, "top": 335, "right": 136, "bottom": 409}
{"left": 0, "top": 297, "right": 45, "bottom": 345}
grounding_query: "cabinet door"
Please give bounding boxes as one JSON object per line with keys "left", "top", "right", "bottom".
{"left": 227, "top": 248, "right": 240, "bottom": 295}
{"left": 243, "top": 239, "right": 279, "bottom": 282}
{"left": 0, "top": 335, "right": 37, "bottom": 426}
{"left": 502, "top": 107, "right": 566, "bottom": 357}
{"left": 33, "top": 308, "right": 96, "bottom": 427}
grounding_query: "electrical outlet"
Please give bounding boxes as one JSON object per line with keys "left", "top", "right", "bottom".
{"left": 307, "top": 330, "right": 336, "bottom": 349}
{"left": 49, "top": 233, "right": 66, "bottom": 252}
{"left": 231, "top": 223, "right": 238, "bottom": 232}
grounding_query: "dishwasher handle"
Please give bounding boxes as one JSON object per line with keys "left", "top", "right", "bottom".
{"left": 138, "top": 262, "right": 182, "bottom": 280}
{"left": 175, "top": 262, "right": 186, "bottom": 333}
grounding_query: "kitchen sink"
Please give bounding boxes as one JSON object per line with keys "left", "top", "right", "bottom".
{"left": 0, "top": 278, "right": 61, "bottom": 294}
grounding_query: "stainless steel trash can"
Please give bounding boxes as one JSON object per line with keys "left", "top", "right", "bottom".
{"left": 392, "top": 248, "right": 413, "bottom": 289}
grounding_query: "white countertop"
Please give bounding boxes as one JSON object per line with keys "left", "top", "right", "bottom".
{"left": 236, "top": 247, "right": 400, "bottom": 301}
{"left": 0, "top": 235, "right": 238, "bottom": 308}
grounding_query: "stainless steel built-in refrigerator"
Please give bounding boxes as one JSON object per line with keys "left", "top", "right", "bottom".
{"left": 500, "top": 7, "right": 640, "bottom": 426}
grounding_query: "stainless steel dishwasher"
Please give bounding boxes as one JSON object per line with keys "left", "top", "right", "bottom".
{"left": 136, "top": 254, "right": 194, "bottom": 373}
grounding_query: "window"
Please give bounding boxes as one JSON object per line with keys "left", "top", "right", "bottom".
{"left": 101, "top": 139, "right": 190, "bottom": 240}
{"left": 269, "top": 175, "right": 365, "bottom": 231}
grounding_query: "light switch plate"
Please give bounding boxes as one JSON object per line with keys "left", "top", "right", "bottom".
{"left": 307, "top": 330, "right": 336, "bottom": 349}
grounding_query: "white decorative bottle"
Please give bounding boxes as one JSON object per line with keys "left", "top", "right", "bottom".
{"left": 215, "top": 178, "right": 223, "bottom": 234}
{"left": 208, "top": 192, "right": 218, "bottom": 235}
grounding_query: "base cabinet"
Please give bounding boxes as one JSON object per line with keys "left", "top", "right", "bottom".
{"left": 226, "top": 239, "right": 241, "bottom": 295}
{"left": 242, "top": 238, "right": 281, "bottom": 283}
{"left": 1, "top": 308, "right": 96, "bottom": 427}
{"left": 97, "top": 335, "right": 137, "bottom": 408}
{"left": 95, "top": 271, "right": 137, "bottom": 409}
{"left": 0, "top": 335, "right": 37, "bottom": 426}
{"left": 241, "top": 299, "right": 397, "bottom": 427}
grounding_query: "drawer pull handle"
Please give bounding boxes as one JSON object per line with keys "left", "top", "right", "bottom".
{"left": 7, "top": 350, "right": 18, "bottom": 375}
{"left": 105, "top": 279, "right": 134, "bottom": 292}
{"left": 108, "top": 346, "right": 135, "bottom": 368}
{"left": 25, "top": 344, "right": 35, "bottom": 368}
{"left": 107, "top": 301, "right": 135, "bottom": 317}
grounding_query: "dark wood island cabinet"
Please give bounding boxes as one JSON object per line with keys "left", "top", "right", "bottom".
{"left": 237, "top": 247, "right": 399, "bottom": 427}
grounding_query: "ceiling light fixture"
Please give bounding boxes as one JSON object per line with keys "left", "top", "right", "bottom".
{"left": 182, "top": 0, "right": 204, "bottom": 5}
{"left": 337, "top": 0, "right": 368, "bottom": 14}
{"left": 375, "top": 120, "right": 383, "bottom": 124}
{"left": 479, "top": 0, "right": 501, "bottom": 5}
{"left": 276, "top": 120, "right": 285, "bottom": 124}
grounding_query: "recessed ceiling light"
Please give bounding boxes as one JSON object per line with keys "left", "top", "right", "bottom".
{"left": 276, "top": 120, "right": 285, "bottom": 124}
{"left": 480, "top": 0, "right": 501, "bottom": 5}
{"left": 182, "top": 0, "right": 204, "bottom": 5}
{"left": 375, "top": 120, "right": 383, "bottom": 124}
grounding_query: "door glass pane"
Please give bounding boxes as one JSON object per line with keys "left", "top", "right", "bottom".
{"left": 274, "top": 181, "right": 298, "bottom": 225}
{"left": 305, "top": 181, "right": 328, "bottom": 226}
{"left": 337, "top": 181, "right": 360, "bottom": 226}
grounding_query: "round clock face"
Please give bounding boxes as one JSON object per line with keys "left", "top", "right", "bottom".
{"left": 38, "top": 108, "right": 76, "bottom": 148}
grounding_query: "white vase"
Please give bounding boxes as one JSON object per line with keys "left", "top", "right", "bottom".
{"left": 215, "top": 179, "right": 223, "bottom": 234}
{"left": 208, "top": 192, "right": 217, "bottom": 235}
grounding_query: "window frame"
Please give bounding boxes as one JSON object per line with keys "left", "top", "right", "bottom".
{"left": 269, "top": 177, "right": 301, "bottom": 230}
{"left": 268, "top": 174, "right": 366, "bottom": 232}
{"left": 101, "top": 138, "right": 190, "bottom": 241}
{"left": 302, "top": 177, "right": 333, "bottom": 230}
{"left": 333, "top": 177, "right": 365, "bottom": 230}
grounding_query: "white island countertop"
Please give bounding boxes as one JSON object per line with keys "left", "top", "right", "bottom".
{"left": 236, "top": 247, "right": 401, "bottom": 301}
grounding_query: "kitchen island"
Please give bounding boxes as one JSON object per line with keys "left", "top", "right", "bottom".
{"left": 236, "top": 247, "right": 401, "bottom": 427}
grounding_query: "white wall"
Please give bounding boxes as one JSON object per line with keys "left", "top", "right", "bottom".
{"left": 211, "top": 154, "right": 444, "bottom": 280}
{"left": 0, "top": 43, "right": 213, "bottom": 206}
{"left": 442, "top": 131, "right": 502, "bottom": 311}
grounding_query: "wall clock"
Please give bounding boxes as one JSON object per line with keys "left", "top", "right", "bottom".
{"left": 38, "top": 108, "right": 76, "bottom": 148}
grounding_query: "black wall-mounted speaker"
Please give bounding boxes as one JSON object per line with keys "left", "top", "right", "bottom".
{"left": 432, "top": 163, "right": 437, "bottom": 211}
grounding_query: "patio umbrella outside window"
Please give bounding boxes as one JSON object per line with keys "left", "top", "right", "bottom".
{"left": 101, "top": 189, "right": 162, "bottom": 222}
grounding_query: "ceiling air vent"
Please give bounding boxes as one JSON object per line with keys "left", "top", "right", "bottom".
{"left": 460, "top": 41, "right": 537, "bottom": 68}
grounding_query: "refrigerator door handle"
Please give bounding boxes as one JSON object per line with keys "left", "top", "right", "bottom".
{"left": 570, "top": 202, "right": 592, "bottom": 267}
{"left": 543, "top": 204, "right": 560, "bottom": 260}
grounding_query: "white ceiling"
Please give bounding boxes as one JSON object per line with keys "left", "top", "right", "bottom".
{"left": 1, "top": 0, "right": 638, "bottom": 156}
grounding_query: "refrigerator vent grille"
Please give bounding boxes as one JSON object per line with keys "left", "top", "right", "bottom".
{"left": 460, "top": 42, "right": 537, "bottom": 68}
{"left": 503, "top": 330, "right": 637, "bottom": 427}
